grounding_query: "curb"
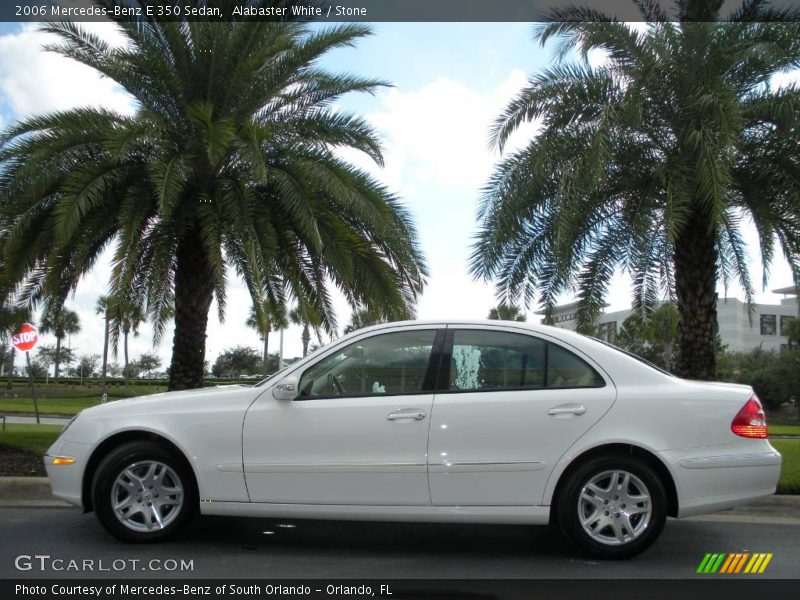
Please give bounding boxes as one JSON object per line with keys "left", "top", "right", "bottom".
{"left": 0, "top": 477, "right": 69, "bottom": 507}
{"left": 1, "top": 477, "right": 799, "bottom": 519}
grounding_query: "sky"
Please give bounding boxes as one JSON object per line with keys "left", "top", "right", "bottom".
{"left": 0, "top": 21, "right": 797, "bottom": 374}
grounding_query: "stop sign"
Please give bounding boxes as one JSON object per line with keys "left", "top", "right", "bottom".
{"left": 11, "top": 323, "right": 39, "bottom": 353}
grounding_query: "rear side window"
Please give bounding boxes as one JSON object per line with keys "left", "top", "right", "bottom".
{"left": 547, "top": 343, "right": 605, "bottom": 388}
{"left": 447, "top": 330, "right": 604, "bottom": 392}
{"left": 449, "top": 330, "right": 545, "bottom": 391}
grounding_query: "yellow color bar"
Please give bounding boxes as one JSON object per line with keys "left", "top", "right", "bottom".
{"left": 50, "top": 456, "right": 75, "bottom": 465}
{"left": 758, "top": 554, "right": 773, "bottom": 574}
{"left": 744, "top": 554, "right": 760, "bottom": 574}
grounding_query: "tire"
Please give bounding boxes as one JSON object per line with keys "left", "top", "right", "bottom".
{"left": 555, "top": 454, "right": 667, "bottom": 559}
{"left": 92, "top": 440, "right": 197, "bottom": 543}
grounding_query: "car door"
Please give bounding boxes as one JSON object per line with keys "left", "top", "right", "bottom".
{"left": 427, "top": 325, "right": 616, "bottom": 506}
{"left": 242, "top": 326, "right": 442, "bottom": 505}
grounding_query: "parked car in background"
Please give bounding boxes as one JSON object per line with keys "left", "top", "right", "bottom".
{"left": 45, "top": 321, "right": 780, "bottom": 558}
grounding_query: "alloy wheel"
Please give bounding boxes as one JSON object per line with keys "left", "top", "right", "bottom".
{"left": 577, "top": 469, "right": 652, "bottom": 546}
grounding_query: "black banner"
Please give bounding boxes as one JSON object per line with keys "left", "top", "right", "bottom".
{"left": 4, "top": 0, "right": 800, "bottom": 23}
{"left": 3, "top": 579, "right": 800, "bottom": 600}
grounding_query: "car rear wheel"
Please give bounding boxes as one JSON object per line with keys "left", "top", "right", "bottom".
{"left": 555, "top": 454, "right": 667, "bottom": 559}
{"left": 92, "top": 441, "right": 197, "bottom": 542}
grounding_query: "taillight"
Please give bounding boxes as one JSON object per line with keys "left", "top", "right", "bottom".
{"left": 731, "top": 394, "right": 768, "bottom": 438}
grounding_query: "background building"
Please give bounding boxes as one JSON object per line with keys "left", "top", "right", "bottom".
{"left": 541, "top": 287, "right": 799, "bottom": 352}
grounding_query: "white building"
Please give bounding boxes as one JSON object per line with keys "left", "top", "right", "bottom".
{"left": 541, "top": 286, "right": 799, "bottom": 353}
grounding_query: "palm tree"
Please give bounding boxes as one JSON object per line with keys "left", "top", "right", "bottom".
{"left": 39, "top": 307, "right": 80, "bottom": 382}
{"left": 95, "top": 295, "right": 110, "bottom": 391}
{"left": 487, "top": 303, "right": 526, "bottom": 322}
{"left": 289, "top": 303, "right": 323, "bottom": 357}
{"left": 470, "top": 1, "right": 800, "bottom": 380}
{"left": 0, "top": 6, "right": 427, "bottom": 390}
{"left": 246, "top": 298, "right": 287, "bottom": 373}
{"left": 343, "top": 307, "right": 385, "bottom": 335}
{"left": 110, "top": 298, "right": 145, "bottom": 379}
{"left": 785, "top": 317, "right": 800, "bottom": 350}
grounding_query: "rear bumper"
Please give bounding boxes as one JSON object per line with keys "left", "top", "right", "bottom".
{"left": 658, "top": 447, "right": 782, "bottom": 518}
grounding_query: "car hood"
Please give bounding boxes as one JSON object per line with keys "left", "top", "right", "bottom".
{"left": 80, "top": 384, "right": 256, "bottom": 416}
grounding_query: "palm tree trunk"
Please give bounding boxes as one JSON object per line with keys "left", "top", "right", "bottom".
{"left": 302, "top": 324, "right": 310, "bottom": 357}
{"left": 123, "top": 331, "right": 129, "bottom": 383}
{"left": 263, "top": 328, "right": 270, "bottom": 373}
{"left": 54, "top": 336, "right": 61, "bottom": 382}
{"left": 101, "top": 312, "right": 109, "bottom": 392}
{"left": 674, "top": 208, "right": 718, "bottom": 381}
{"left": 168, "top": 226, "right": 215, "bottom": 391}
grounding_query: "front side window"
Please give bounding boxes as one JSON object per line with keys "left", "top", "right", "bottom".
{"left": 448, "top": 330, "right": 604, "bottom": 392}
{"left": 298, "top": 330, "right": 437, "bottom": 398}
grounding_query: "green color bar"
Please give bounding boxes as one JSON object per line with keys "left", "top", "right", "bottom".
{"left": 710, "top": 553, "right": 727, "bottom": 573}
{"left": 697, "top": 554, "right": 713, "bottom": 574}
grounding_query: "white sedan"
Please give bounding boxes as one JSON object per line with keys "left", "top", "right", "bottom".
{"left": 45, "top": 320, "right": 781, "bottom": 558}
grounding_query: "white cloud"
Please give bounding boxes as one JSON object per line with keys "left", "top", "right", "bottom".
{"left": 338, "top": 70, "right": 541, "bottom": 193}
{"left": 0, "top": 23, "right": 133, "bottom": 119}
{"left": 335, "top": 71, "right": 544, "bottom": 323}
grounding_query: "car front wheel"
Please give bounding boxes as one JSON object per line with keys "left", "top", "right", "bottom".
{"left": 556, "top": 455, "right": 667, "bottom": 559}
{"left": 92, "top": 441, "right": 196, "bottom": 542}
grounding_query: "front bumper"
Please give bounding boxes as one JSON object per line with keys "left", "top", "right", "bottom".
{"left": 44, "top": 438, "right": 93, "bottom": 508}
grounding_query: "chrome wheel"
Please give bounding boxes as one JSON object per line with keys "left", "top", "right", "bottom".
{"left": 577, "top": 470, "right": 652, "bottom": 546}
{"left": 111, "top": 461, "right": 184, "bottom": 532}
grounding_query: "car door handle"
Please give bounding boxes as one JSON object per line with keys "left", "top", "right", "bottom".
{"left": 387, "top": 409, "right": 427, "bottom": 421}
{"left": 548, "top": 404, "right": 586, "bottom": 416}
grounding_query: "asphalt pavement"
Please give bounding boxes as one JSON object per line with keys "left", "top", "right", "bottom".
{"left": 0, "top": 506, "right": 798, "bottom": 579}
{"left": 2, "top": 415, "right": 70, "bottom": 426}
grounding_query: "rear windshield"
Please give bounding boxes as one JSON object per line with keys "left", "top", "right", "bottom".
{"left": 589, "top": 337, "right": 675, "bottom": 377}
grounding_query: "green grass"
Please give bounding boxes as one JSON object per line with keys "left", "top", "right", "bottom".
{"left": 0, "top": 381, "right": 244, "bottom": 416}
{"left": 772, "top": 440, "right": 800, "bottom": 495}
{"left": 0, "top": 383, "right": 170, "bottom": 415}
{"left": 769, "top": 424, "right": 800, "bottom": 437}
{"left": 0, "top": 424, "right": 62, "bottom": 456}
{"left": 0, "top": 397, "right": 101, "bottom": 416}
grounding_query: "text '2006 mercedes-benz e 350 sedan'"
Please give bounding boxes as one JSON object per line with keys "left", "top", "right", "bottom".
{"left": 45, "top": 320, "right": 781, "bottom": 558}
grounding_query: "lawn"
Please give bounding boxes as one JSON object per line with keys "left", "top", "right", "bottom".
{"left": 0, "top": 424, "right": 62, "bottom": 456}
{"left": 769, "top": 424, "right": 800, "bottom": 437}
{"left": 772, "top": 440, "right": 800, "bottom": 495}
{"left": 0, "top": 383, "right": 169, "bottom": 415}
{"left": 0, "top": 382, "right": 246, "bottom": 416}
{"left": 0, "top": 397, "right": 101, "bottom": 416}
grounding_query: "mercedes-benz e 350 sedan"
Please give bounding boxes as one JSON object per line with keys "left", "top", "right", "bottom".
{"left": 45, "top": 321, "right": 781, "bottom": 558}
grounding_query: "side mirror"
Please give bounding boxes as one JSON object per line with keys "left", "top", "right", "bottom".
{"left": 272, "top": 376, "right": 299, "bottom": 401}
